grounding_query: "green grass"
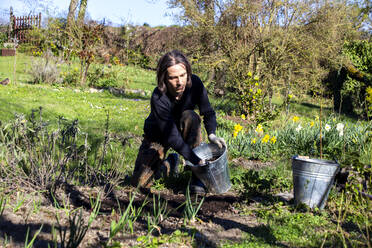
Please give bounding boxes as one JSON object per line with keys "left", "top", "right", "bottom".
{"left": 0, "top": 54, "right": 156, "bottom": 90}
{"left": 0, "top": 82, "right": 150, "bottom": 167}
{"left": 0, "top": 54, "right": 153, "bottom": 136}
{"left": 121, "top": 65, "right": 156, "bottom": 91}
{"left": 0, "top": 54, "right": 156, "bottom": 168}
{"left": 0, "top": 53, "right": 33, "bottom": 83}
{"left": 0, "top": 83, "right": 148, "bottom": 135}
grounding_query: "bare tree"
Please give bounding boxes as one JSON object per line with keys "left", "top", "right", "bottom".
{"left": 77, "top": 0, "right": 88, "bottom": 25}
{"left": 67, "top": 0, "right": 79, "bottom": 28}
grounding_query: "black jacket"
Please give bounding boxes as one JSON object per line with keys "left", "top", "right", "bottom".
{"left": 144, "top": 74, "right": 217, "bottom": 164}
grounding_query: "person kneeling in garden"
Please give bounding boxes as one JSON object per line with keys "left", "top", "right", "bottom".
{"left": 131, "top": 50, "right": 225, "bottom": 194}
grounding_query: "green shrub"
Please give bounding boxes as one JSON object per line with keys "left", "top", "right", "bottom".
{"left": 0, "top": 32, "right": 7, "bottom": 48}
{"left": 341, "top": 40, "right": 372, "bottom": 118}
{"left": 87, "top": 64, "right": 128, "bottom": 89}
{"left": 61, "top": 66, "right": 80, "bottom": 86}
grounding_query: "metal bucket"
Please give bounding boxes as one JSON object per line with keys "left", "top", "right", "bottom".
{"left": 186, "top": 143, "right": 231, "bottom": 194}
{"left": 292, "top": 156, "right": 340, "bottom": 209}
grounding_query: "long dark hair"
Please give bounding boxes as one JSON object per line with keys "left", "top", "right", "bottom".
{"left": 156, "top": 50, "right": 192, "bottom": 94}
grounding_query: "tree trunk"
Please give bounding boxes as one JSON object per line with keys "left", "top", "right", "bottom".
{"left": 77, "top": 0, "right": 88, "bottom": 25}
{"left": 67, "top": 0, "right": 79, "bottom": 29}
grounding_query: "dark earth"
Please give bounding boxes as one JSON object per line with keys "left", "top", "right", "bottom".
{"left": 0, "top": 159, "right": 293, "bottom": 247}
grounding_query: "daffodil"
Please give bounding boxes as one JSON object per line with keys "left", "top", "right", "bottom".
{"left": 270, "top": 136, "right": 277, "bottom": 144}
{"left": 292, "top": 116, "right": 299, "bottom": 122}
{"left": 336, "top": 123, "right": 344, "bottom": 137}
{"left": 310, "top": 121, "right": 314, "bottom": 127}
{"left": 336, "top": 123, "right": 344, "bottom": 132}
{"left": 255, "top": 124, "right": 263, "bottom": 134}
{"left": 234, "top": 124, "right": 243, "bottom": 132}
{"left": 233, "top": 130, "right": 239, "bottom": 138}
{"left": 295, "top": 124, "right": 302, "bottom": 132}
{"left": 325, "top": 124, "right": 331, "bottom": 132}
{"left": 251, "top": 138, "right": 256, "bottom": 144}
{"left": 262, "top": 134, "right": 270, "bottom": 143}
{"left": 241, "top": 114, "right": 246, "bottom": 120}
{"left": 247, "top": 71, "right": 252, "bottom": 77}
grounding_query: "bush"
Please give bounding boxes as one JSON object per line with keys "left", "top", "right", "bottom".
{"left": 29, "top": 50, "right": 63, "bottom": 85}
{"left": 0, "top": 31, "right": 7, "bottom": 48}
{"left": 61, "top": 66, "right": 80, "bottom": 86}
{"left": 340, "top": 40, "right": 372, "bottom": 118}
{"left": 87, "top": 63, "right": 128, "bottom": 89}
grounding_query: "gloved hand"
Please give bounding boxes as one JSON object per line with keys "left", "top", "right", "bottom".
{"left": 208, "top": 134, "right": 226, "bottom": 149}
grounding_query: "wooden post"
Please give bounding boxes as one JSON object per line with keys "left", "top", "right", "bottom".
{"left": 9, "top": 7, "right": 13, "bottom": 40}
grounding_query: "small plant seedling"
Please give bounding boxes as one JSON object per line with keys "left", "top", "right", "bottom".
{"left": 0, "top": 194, "right": 8, "bottom": 217}
{"left": 146, "top": 194, "right": 170, "bottom": 235}
{"left": 182, "top": 184, "right": 205, "bottom": 225}
{"left": 13, "top": 192, "right": 26, "bottom": 213}
{"left": 24, "top": 224, "right": 43, "bottom": 248}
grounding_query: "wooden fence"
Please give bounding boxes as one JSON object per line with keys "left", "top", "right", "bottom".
{"left": 10, "top": 7, "right": 41, "bottom": 43}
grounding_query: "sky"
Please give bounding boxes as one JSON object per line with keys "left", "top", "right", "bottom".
{"left": 0, "top": 0, "right": 180, "bottom": 27}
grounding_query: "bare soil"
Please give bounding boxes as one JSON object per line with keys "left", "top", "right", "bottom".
{"left": 0, "top": 159, "right": 283, "bottom": 247}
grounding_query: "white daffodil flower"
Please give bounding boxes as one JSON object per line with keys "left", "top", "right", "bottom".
{"left": 336, "top": 123, "right": 344, "bottom": 132}
{"left": 295, "top": 124, "right": 302, "bottom": 132}
{"left": 325, "top": 124, "right": 331, "bottom": 132}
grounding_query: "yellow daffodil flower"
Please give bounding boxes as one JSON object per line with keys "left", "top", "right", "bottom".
{"left": 233, "top": 130, "right": 238, "bottom": 138}
{"left": 234, "top": 124, "right": 243, "bottom": 133}
{"left": 262, "top": 134, "right": 270, "bottom": 143}
{"left": 270, "top": 136, "right": 277, "bottom": 144}
{"left": 292, "top": 116, "right": 299, "bottom": 122}
{"left": 255, "top": 124, "right": 263, "bottom": 134}
{"left": 251, "top": 138, "right": 256, "bottom": 144}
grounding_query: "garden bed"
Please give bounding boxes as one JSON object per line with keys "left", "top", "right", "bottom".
{"left": 0, "top": 182, "right": 266, "bottom": 247}
{"left": 1, "top": 48, "right": 16, "bottom": 56}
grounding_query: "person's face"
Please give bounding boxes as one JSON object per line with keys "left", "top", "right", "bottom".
{"left": 166, "top": 63, "right": 187, "bottom": 99}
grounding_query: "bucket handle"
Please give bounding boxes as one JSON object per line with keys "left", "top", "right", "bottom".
{"left": 333, "top": 157, "right": 341, "bottom": 174}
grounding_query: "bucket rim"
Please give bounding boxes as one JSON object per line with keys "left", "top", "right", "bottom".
{"left": 187, "top": 143, "right": 227, "bottom": 167}
{"left": 292, "top": 155, "right": 339, "bottom": 166}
